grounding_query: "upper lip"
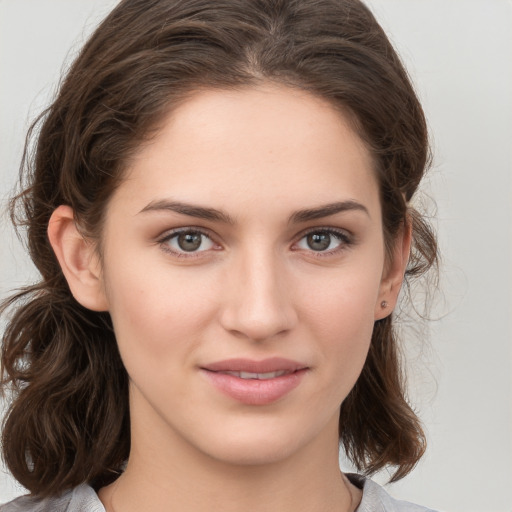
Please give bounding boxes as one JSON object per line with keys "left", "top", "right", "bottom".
{"left": 201, "top": 357, "right": 308, "bottom": 374}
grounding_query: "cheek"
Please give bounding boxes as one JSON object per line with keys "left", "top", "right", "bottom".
{"left": 297, "top": 260, "right": 382, "bottom": 384}
{"left": 309, "top": 286, "right": 375, "bottom": 368}
{"left": 301, "top": 260, "right": 382, "bottom": 332}
{"left": 103, "top": 260, "right": 219, "bottom": 367}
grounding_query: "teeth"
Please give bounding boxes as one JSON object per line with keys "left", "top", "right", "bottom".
{"left": 223, "top": 370, "right": 289, "bottom": 380}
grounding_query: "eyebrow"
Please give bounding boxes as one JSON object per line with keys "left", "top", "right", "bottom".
{"left": 138, "top": 199, "right": 369, "bottom": 224}
{"left": 139, "top": 200, "right": 235, "bottom": 224}
{"left": 288, "top": 200, "right": 370, "bottom": 223}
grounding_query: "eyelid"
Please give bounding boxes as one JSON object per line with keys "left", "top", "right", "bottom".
{"left": 157, "top": 226, "right": 221, "bottom": 257}
{"left": 155, "top": 225, "right": 354, "bottom": 259}
{"left": 291, "top": 226, "right": 354, "bottom": 255}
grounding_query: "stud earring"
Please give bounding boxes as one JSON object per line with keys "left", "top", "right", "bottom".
{"left": 380, "top": 300, "right": 388, "bottom": 309}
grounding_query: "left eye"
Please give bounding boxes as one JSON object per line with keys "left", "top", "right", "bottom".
{"left": 164, "top": 230, "right": 215, "bottom": 253}
{"left": 295, "top": 230, "right": 348, "bottom": 252}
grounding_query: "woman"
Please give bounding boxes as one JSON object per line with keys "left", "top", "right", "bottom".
{"left": 0, "top": 0, "right": 438, "bottom": 510}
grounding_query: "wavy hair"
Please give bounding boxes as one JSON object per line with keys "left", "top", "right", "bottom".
{"left": 1, "top": 0, "right": 437, "bottom": 497}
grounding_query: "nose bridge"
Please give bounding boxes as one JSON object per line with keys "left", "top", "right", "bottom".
{"left": 220, "top": 243, "right": 296, "bottom": 341}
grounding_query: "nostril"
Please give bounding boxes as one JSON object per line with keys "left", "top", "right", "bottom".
{"left": 218, "top": 260, "right": 298, "bottom": 340}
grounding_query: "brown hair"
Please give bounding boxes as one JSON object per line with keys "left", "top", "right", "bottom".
{"left": 1, "top": 0, "right": 437, "bottom": 498}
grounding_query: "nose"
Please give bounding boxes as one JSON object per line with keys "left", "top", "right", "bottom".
{"left": 219, "top": 248, "right": 298, "bottom": 342}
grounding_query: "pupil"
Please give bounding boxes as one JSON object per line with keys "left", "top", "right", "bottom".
{"left": 178, "top": 232, "right": 202, "bottom": 251}
{"left": 307, "top": 232, "right": 330, "bottom": 251}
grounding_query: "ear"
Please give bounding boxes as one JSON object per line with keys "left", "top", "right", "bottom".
{"left": 47, "top": 205, "right": 109, "bottom": 311}
{"left": 374, "top": 220, "right": 412, "bottom": 320}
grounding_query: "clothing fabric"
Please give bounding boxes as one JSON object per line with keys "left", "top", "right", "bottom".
{"left": 347, "top": 474, "right": 438, "bottom": 511}
{"left": 0, "top": 474, "right": 438, "bottom": 512}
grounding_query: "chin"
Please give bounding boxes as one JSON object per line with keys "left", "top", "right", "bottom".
{"left": 206, "top": 437, "right": 302, "bottom": 467}
{"left": 194, "top": 415, "right": 334, "bottom": 468}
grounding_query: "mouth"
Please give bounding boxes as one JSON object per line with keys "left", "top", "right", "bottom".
{"left": 200, "top": 358, "right": 309, "bottom": 405}
{"left": 201, "top": 357, "right": 307, "bottom": 374}
{"left": 216, "top": 370, "right": 293, "bottom": 380}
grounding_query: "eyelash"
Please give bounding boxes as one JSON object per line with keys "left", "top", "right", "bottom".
{"left": 157, "top": 227, "right": 219, "bottom": 258}
{"left": 157, "top": 226, "right": 353, "bottom": 258}
{"left": 292, "top": 227, "right": 353, "bottom": 257}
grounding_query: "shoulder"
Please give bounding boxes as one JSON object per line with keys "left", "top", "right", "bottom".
{"left": 1, "top": 476, "right": 440, "bottom": 512}
{"left": 347, "top": 473, "right": 440, "bottom": 512}
{"left": 0, "top": 484, "right": 104, "bottom": 512}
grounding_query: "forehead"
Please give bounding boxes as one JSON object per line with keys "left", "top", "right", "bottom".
{"left": 110, "top": 83, "right": 379, "bottom": 220}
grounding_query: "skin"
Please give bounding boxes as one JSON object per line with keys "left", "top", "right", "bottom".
{"left": 48, "top": 83, "right": 410, "bottom": 512}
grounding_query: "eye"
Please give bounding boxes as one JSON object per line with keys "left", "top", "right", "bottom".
{"left": 160, "top": 229, "right": 216, "bottom": 254}
{"left": 295, "top": 229, "right": 351, "bottom": 253}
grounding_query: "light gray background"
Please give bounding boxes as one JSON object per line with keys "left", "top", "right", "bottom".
{"left": 1, "top": 1, "right": 511, "bottom": 511}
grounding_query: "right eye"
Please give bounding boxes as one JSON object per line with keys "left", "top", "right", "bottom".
{"left": 160, "top": 229, "right": 216, "bottom": 255}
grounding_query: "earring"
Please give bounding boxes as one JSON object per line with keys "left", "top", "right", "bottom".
{"left": 380, "top": 300, "right": 388, "bottom": 309}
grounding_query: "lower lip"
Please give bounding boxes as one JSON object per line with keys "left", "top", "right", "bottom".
{"left": 201, "top": 369, "right": 307, "bottom": 405}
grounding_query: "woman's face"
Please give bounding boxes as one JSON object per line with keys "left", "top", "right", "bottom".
{"left": 98, "top": 84, "right": 396, "bottom": 466}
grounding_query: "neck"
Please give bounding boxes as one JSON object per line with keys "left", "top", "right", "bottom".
{"left": 111, "top": 457, "right": 351, "bottom": 512}
{"left": 100, "top": 432, "right": 358, "bottom": 512}
{"left": 98, "top": 389, "right": 361, "bottom": 512}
